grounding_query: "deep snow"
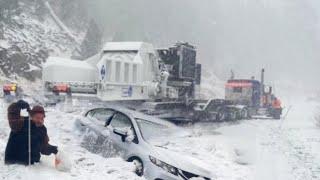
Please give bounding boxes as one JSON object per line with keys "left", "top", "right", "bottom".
{"left": 0, "top": 98, "right": 251, "bottom": 180}
{"left": 204, "top": 96, "right": 320, "bottom": 180}
{"left": 0, "top": 99, "right": 144, "bottom": 180}
{"left": 0, "top": 95, "right": 319, "bottom": 180}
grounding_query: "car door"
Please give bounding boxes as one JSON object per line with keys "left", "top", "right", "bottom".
{"left": 106, "top": 112, "right": 139, "bottom": 157}
{"left": 81, "top": 108, "right": 118, "bottom": 156}
{"left": 85, "top": 108, "right": 115, "bottom": 131}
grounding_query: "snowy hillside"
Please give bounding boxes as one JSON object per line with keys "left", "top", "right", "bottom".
{"left": 0, "top": 0, "right": 88, "bottom": 81}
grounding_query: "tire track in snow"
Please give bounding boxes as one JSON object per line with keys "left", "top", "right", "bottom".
{"left": 257, "top": 120, "right": 320, "bottom": 180}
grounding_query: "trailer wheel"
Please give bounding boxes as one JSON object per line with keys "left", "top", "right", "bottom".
{"left": 216, "top": 111, "right": 225, "bottom": 121}
{"left": 229, "top": 111, "right": 237, "bottom": 121}
{"left": 241, "top": 108, "right": 249, "bottom": 119}
{"left": 235, "top": 110, "right": 242, "bottom": 120}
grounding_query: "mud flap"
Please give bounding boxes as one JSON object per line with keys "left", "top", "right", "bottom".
{"left": 272, "top": 108, "right": 282, "bottom": 120}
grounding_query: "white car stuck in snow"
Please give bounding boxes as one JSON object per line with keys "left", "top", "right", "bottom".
{"left": 75, "top": 106, "right": 213, "bottom": 180}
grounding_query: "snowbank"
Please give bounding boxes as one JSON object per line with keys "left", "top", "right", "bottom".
{"left": 0, "top": 99, "right": 144, "bottom": 180}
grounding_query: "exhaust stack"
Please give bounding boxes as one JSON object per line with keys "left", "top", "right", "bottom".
{"left": 260, "top": 68, "right": 265, "bottom": 107}
{"left": 261, "top": 68, "right": 265, "bottom": 86}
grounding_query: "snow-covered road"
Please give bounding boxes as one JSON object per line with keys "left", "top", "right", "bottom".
{"left": 194, "top": 96, "right": 320, "bottom": 180}
{"left": 0, "top": 96, "right": 319, "bottom": 180}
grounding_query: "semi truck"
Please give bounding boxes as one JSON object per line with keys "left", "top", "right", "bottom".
{"left": 42, "top": 41, "right": 281, "bottom": 122}
{"left": 194, "top": 69, "right": 283, "bottom": 121}
{"left": 226, "top": 69, "right": 282, "bottom": 119}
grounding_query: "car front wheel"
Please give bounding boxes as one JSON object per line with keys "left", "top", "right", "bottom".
{"left": 128, "top": 157, "right": 144, "bottom": 176}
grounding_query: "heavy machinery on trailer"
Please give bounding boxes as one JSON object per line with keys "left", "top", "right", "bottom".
{"left": 42, "top": 41, "right": 281, "bottom": 122}
{"left": 43, "top": 42, "right": 202, "bottom": 121}
{"left": 43, "top": 42, "right": 199, "bottom": 101}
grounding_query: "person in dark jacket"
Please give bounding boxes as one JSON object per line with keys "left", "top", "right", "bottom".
{"left": 4, "top": 100, "right": 58, "bottom": 165}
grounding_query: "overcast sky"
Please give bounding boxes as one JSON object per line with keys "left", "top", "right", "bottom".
{"left": 82, "top": 0, "right": 319, "bottom": 90}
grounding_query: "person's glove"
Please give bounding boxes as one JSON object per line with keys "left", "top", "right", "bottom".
{"left": 16, "top": 100, "right": 30, "bottom": 111}
{"left": 50, "top": 146, "right": 58, "bottom": 155}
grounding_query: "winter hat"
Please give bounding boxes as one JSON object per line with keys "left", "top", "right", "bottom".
{"left": 30, "top": 105, "right": 46, "bottom": 117}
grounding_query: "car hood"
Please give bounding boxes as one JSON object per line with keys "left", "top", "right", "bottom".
{"left": 150, "top": 140, "right": 215, "bottom": 178}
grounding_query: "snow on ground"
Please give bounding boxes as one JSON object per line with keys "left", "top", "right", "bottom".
{"left": 0, "top": 97, "right": 252, "bottom": 180}
{"left": 188, "top": 95, "right": 320, "bottom": 180}
{"left": 0, "top": 99, "right": 144, "bottom": 180}
{"left": 1, "top": 90, "right": 320, "bottom": 180}
{"left": 155, "top": 127, "right": 252, "bottom": 180}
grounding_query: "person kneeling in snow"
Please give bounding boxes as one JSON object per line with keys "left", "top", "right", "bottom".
{"left": 5, "top": 100, "right": 58, "bottom": 165}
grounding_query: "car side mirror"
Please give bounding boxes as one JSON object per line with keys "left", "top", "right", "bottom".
{"left": 113, "top": 128, "right": 127, "bottom": 142}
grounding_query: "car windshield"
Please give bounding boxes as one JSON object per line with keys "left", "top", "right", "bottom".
{"left": 136, "top": 118, "right": 188, "bottom": 142}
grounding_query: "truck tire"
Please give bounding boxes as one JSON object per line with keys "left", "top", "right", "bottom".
{"left": 229, "top": 111, "right": 237, "bottom": 121}
{"left": 273, "top": 111, "right": 281, "bottom": 120}
{"left": 272, "top": 108, "right": 282, "bottom": 120}
{"left": 235, "top": 110, "right": 242, "bottom": 120}
{"left": 241, "top": 108, "right": 249, "bottom": 119}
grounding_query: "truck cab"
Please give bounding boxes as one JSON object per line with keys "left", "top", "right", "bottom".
{"left": 224, "top": 71, "right": 282, "bottom": 119}
{"left": 225, "top": 79, "right": 261, "bottom": 108}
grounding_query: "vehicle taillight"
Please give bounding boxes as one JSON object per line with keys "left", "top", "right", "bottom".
{"left": 3, "top": 84, "right": 17, "bottom": 91}
{"left": 53, "top": 84, "right": 69, "bottom": 93}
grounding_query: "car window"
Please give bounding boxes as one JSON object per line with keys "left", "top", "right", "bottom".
{"left": 136, "top": 119, "right": 181, "bottom": 141}
{"left": 109, "top": 113, "right": 139, "bottom": 144}
{"left": 86, "top": 109, "right": 96, "bottom": 118}
{"left": 109, "top": 113, "right": 132, "bottom": 129}
{"left": 87, "top": 109, "right": 115, "bottom": 122}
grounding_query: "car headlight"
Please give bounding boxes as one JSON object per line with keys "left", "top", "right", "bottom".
{"left": 149, "top": 156, "right": 178, "bottom": 176}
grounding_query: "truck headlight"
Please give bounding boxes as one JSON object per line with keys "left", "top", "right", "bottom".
{"left": 149, "top": 156, "right": 178, "bottom": 176}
